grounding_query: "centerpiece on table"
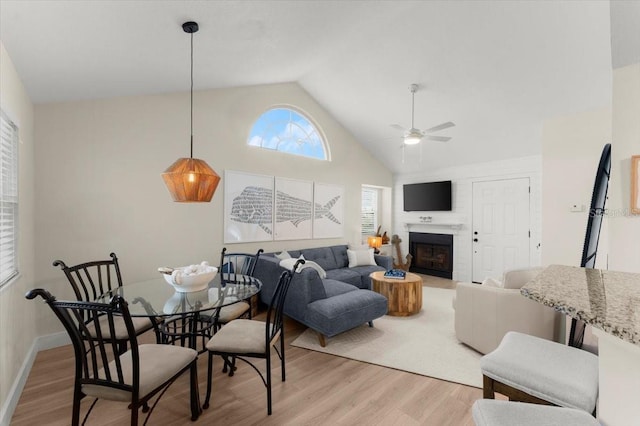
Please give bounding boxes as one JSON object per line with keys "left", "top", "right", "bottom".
{"left": 158, "top": 261, "right": 217, "bottom": 293}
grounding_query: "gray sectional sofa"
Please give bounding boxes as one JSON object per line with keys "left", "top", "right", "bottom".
{"left": 253, "top": 244, "right": 391, "bottom": 346}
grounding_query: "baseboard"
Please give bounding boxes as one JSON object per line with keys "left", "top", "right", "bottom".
{"left": 0, "top": 331, "right": 69, "bottom": 426}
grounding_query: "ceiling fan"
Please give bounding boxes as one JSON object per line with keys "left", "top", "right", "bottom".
{"left": 391, "top": 84, "right": 455, "bottom": 145}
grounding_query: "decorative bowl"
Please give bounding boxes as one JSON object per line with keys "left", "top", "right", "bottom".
{"left": 162, "top": 265, "right": 218, "bottom": 293}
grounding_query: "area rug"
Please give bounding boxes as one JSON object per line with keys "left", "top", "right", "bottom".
{"left": 290, "top": 286, "right": 483, "bottom": 388}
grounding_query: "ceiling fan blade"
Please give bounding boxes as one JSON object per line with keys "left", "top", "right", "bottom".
{"left": 425, "top": 135, "right": 451, "bottom": 142}
{"left": 390, "top": 124, "right": 406, "bottom": 132}
{"left": 425, "top": 121, "right": 455, "bottom": 133}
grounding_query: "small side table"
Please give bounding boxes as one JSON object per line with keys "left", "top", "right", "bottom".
{"left": 370, "top": 271, "right": 423, "bottom": 316}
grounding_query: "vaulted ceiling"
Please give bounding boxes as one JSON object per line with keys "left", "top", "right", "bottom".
{"left": 0, "top": 1, "right": 618, "bottom": 174}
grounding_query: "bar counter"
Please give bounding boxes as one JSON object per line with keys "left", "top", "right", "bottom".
{"left": 520, "top": 264, "right": 640, "bottom": 346}
{"left": 521, "top": 264, "right": 640, "bottom": 426}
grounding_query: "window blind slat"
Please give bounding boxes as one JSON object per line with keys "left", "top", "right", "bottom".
{"left": 0, "top": 109, "right": 19, "bottom": 287}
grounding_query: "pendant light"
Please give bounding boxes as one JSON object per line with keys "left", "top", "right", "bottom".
{"left": 162, "top": 21, "right": 220, "bottom": 202}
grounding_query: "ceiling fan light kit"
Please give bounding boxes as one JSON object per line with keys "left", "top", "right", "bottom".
{"left": 404, "top": 129, "right": 423, "bottom": 145}
{"left": 394, "top": 83, "right": 455, "bottom": 146}
{"left": 162, "top": 21, "right": 221, "bottom": 202}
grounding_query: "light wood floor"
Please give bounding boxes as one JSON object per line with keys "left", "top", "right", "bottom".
{"left": 11, "top": 275, "right": 482, "bottom": 425}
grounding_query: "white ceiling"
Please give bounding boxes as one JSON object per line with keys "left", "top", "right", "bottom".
{"left": 0, "top": 1, "right": 615, "bottom": 174}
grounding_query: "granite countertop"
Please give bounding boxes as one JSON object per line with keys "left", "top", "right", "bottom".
{"left": 521, "top": 264, "right": 640, "bottom": 346}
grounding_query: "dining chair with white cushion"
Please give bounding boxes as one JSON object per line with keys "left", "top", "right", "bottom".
{"left": 202, "top": 260, "right": 301, "bottom": 415}
{"left": 26, "top": 288, "right": 200, "bottom": 425}
{"left": 53, "top": 253, "right": 160, "bottom": 348}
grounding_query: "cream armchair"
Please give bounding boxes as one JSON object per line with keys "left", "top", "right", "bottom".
{"left": 453, "top": 268, "right": 558, "bottom": 354}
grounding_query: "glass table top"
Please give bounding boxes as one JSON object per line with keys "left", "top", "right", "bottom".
{"left": 95, "top": 274, "right": 262, "bottom": 317}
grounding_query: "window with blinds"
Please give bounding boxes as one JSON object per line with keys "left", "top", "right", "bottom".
{"left": 1, "top": 110, "right": 19, "bottom": 287}
{"left": 361, "top": 186, "right": 379, "bottom": 241}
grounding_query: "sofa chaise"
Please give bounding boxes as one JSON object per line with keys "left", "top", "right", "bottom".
{"left": 254, "top": 244, "right": 391, "bottom": 346}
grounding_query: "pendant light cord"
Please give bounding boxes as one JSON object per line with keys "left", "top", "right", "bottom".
{"left": 190, "top": 31, "right": 194, "bottom": 159}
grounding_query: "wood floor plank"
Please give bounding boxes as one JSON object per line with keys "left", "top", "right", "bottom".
{"left": 11, "top": 277, "right": 482, "bottom": 425}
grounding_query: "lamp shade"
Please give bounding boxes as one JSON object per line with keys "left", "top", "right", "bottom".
{"left": 368, "top": 236, "right": 383, "bottom": 249}
{"left": 162, "top": 157, "right": 221, "bottom": 202}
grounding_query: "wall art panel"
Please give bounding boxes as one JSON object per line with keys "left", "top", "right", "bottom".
{"left": 313, "top": 182, "right": 344, "bottom": 239}
{"left": 224, "top": 170, "right": 274, "bottom": 243}
{"left": 274, "top": 177, "right": 313, "bottom": 240}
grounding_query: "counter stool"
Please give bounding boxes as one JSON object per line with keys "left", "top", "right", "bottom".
{"left": 472, "top": 400, "right": 600, "bottom": 426}
{"left": 481, "top": 331, "right": 599, "bottom": 415}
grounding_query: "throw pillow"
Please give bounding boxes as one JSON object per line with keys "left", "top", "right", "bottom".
{"left": 346, "top": 248, "right": 376, "bottom": 268}
{"left": 275, "top": 250, "right": 292, "bottom": 260}
{"left": 278, "top": 257, "right": 326, "bottom": 278}
{"left": 481, "top": 277, "right": 502, "bottom": 288}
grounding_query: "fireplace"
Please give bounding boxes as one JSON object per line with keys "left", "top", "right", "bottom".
{"left": 408, "top": 232, "right": 453, "bottom": 279}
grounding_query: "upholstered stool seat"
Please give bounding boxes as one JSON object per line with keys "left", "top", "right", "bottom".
{"left": 472, "top": 400, "right": 600, "bottom": 426}
{"left": 481, "top": 331, "right": 599, "bottom": 414}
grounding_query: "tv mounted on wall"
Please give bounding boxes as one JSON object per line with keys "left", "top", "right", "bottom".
{"left": 403, "top": 180, "right": 452, "bottom": 211}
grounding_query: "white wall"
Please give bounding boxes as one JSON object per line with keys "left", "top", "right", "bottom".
{"left": 541, "top": 107, "right": 612, "bottom": 268}
{"left": 33, "top": 82, "right": 393, "bottom": 323}
{"left": 608, "top": 63, "right": 640, "bottom": 273}
{"left": 0, "top": 42, "right": 36, "bottom": 423}
{"left": 394, "top": 155, "right": 542, "bottom": 283}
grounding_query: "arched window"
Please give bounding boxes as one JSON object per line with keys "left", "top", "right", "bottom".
{"left": 248, "top": 107, "right": 328, "bottom": 160}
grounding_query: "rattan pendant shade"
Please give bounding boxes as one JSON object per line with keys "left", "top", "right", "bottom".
{"left": 162, "top": 158, "right": 220, "bottom": 202}
{"left": 162, "top": 21, "right": 219, "bottom": 203}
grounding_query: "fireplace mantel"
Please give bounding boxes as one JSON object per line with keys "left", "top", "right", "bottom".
{"left": 403, "top": 220, "right": 465, "bottom": 231}
{"left": 403, "top": 215, "right": 466, "bottom": 231}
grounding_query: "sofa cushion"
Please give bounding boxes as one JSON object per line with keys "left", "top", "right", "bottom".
{"left": 330, "top": 245, "right": 350, "bottom": 269}
{"left": 305, "top": 290, "right": 388, "bottom": 337}
{"left": 350, "top": 264, "right": 386, "bottom": 289}
{"left": 323, "top": 279, "right": 359, "bottom": 298}
{"left": 325, "top": 268, "right": 362, "bottom": 287}
{"left": 481, "top": 277, "right": 502, "bottom": 288}
{"left": 299, "top": 247, "right": 339, "bottom": 271}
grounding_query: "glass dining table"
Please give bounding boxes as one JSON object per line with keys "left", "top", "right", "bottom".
{"left": 95, "top": 274, "right": 262, "bottom": 352}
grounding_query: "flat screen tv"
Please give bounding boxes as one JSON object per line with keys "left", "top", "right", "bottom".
{"left": 403, "top": 181, "right": 452, "bottom": 211}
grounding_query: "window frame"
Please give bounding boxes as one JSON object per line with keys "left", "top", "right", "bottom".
{"left": 0, "top": 109, "right": 19, "bottom": 288}
{"left": 247, "top": 105, "right": 330, "bottom": 161}
{"left": 361, "top": 186, "right": 380, "bottom": 243}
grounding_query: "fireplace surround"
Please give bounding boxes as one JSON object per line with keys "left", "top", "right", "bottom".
{"left": 408, "top": 232, "right": 453, "bottom": 279}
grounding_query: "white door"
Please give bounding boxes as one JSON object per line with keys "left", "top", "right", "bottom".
{"left": 472, "top": 178, "right": 530, "bottom": 283}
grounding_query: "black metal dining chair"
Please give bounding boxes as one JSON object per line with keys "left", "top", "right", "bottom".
{"left": 202, "top": 259, "right": 302, "bottom": 415}
{"left": 196, "top": 248, "right": 264, "bottom": 344}
{"left": 25, "top": 288, "right": 201, "bottom": 425}
{"left": 53, "top": 253, "right": 160, "bottom": 347}
{"left": 214, "top": 248, "right": 264, "bottom": 324}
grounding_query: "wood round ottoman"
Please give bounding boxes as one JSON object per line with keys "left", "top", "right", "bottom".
{"left": 369, "top": 271, "right": 423, "bottom": 316}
